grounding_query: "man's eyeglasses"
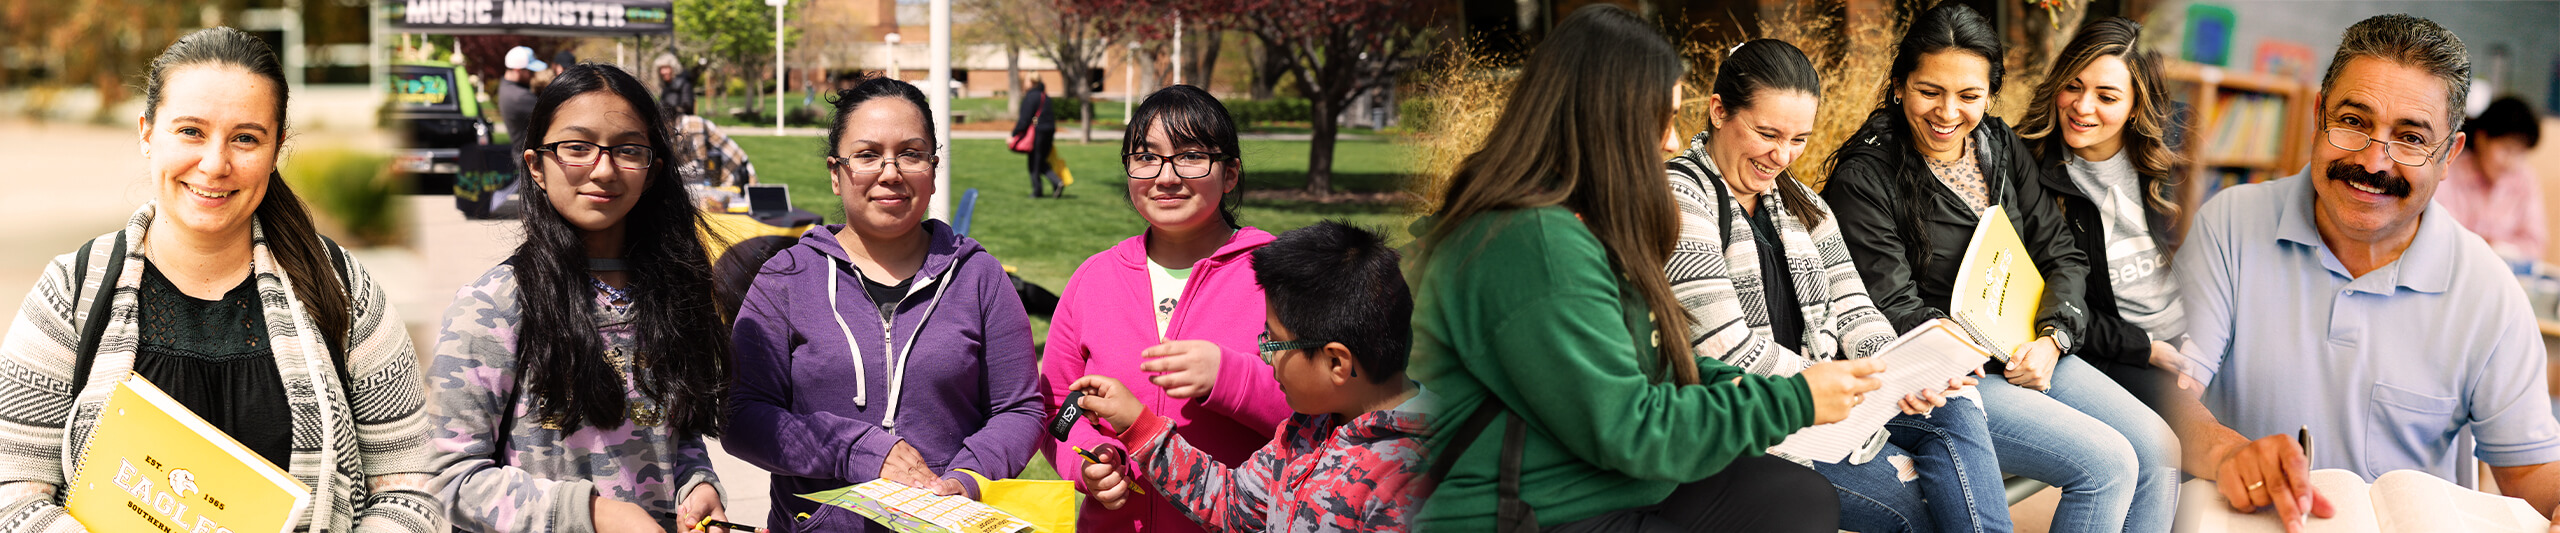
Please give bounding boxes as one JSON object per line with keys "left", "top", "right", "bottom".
{"left": 1125, "top": 151, "right": 1231, "bottom": 180}
{"left": 2323, "top": 127, "right": 2450, "bottom": 167}
{"left": 537, "top": 140, "right": 657, "bottom": 171}
{"left": 829, "top": 150, "right": 940, "bottom": 177}
{"left": 1255, "top": 331, "right": 1329, "bottom": 366}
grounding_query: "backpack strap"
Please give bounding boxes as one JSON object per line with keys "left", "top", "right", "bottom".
{"left": 70, "top": 231, "right": 128, "bottom": 399}
{"left": 1426, "top": 394, "right": 1538, "bottom": 532}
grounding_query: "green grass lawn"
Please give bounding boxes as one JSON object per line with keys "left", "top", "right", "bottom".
{"left": 730, "top": 135, "right": 1417, "bottom": 479}
{"left": 732, "top": 136, "right": 1419, "bottom": 291}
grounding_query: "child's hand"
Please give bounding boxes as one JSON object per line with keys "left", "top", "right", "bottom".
{"left": 1139, "top": 340, "right": 1223, "bottom": 398}
{"left": 1078, "top": 445, "right": 1134, "bottom": 510}
{"left": 1069, "top": 375, "right": 1145, "bottom": 432}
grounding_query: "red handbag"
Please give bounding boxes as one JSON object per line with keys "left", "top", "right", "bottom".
{"left": 1009, "top": 95, "right": 1044, "bottom": 153}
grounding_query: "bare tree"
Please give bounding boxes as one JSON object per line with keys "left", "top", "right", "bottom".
{"left": 1239, "top": 0, "right": 1435, "bottom": 193}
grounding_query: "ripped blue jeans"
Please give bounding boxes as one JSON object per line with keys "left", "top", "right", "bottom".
{"left": 1812, "top": 395, "right": 2013, "bottom": 533}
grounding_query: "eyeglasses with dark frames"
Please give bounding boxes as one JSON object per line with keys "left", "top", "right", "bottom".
{"left": 1125, "top": 151, "right": 1232, "bottom": 180}
{"left": 1255, "top": 330, "right": 1329, "bottom": 366}
{"left": 537, "top": 140, "right": 657, "bottom": 171}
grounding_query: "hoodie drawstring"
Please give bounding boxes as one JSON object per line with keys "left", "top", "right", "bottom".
{"left": 825, "top": 267, "right": 871, "bottom": 407}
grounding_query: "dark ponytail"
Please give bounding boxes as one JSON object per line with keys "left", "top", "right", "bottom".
{"left": 1711, "top": 39, "right": 1828, "bottom": 227}
{"left": 145, "top": 27, "right": 352, "bottom": 359}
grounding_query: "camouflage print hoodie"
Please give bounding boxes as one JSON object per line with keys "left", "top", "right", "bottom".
{"left": 1115, "top": 388, "right": 1435, "bottom": 533}
{"left": 425, "top": 264, "right": 722, "bottom": 533}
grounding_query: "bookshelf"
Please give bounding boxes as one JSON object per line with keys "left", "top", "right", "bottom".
{"left": 2160, "top": 60, "right": 2319, "bottom": 211}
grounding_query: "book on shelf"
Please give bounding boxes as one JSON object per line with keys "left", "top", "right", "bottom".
{"left": 800, "top": 479, "right": 1036, "bottom": 533}
{"left": 2175, "top": 469, "right": 2551, "bottom": 533}
{"left": 63, "top": 374, "right": 309, "bottom": 533}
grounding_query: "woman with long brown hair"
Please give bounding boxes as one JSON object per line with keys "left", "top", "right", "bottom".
{"left": 0, "top": 27, "right": 442, "bottom": 532}
{"left": 2016, "top": 17, "right": 2192, "bottom": 409}
{"left": 1412, "top": 5, "right": 1882, "bottom": 531}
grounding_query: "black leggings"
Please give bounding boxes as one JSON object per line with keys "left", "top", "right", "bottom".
{"left": 1027, "top": 132, "right": 1060, "bottom": 196}
{"left": 1545, "top": 454, "right": 1841, "bottom": 533}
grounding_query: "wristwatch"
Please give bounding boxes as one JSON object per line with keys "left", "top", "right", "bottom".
{"left": 2040, "top": 325, "right": 2074, "bottom": 354}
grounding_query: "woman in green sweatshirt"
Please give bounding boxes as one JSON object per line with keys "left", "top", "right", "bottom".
{"left": 1410, "top": 5, "right": 1888, "bottom": 532}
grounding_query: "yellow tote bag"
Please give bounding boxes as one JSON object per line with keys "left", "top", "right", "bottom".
{"left": 1047, "top": 149, "right": 1075, "bottom": 187}
{"left": 961, "top": 470, "right": 1078, "bottom": 533}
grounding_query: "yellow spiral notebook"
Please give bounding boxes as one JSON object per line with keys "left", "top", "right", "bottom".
{"left": 63, "top": 374, "right": 310, "bottom": 533}
{"left": 1947, "top": 205, "right": 2042, "bottom": 361}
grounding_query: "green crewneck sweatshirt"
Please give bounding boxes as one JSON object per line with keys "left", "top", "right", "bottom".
{"left": 1412, "top": 207, "right": 1817, "bottom": 529}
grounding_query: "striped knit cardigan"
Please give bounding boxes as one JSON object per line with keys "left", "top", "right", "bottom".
{"left": 1665, "top": 132, "right": 1901, "bottom": 375}
{"left": 0, "top": 204, "right": 444, "bottom": 532}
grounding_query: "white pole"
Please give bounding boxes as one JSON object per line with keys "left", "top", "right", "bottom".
{"left": 929, "top": 0, "right": 952, "bottom": 221}
{"left": 769, "top": 0, "right": 788, "bottom": 135}
{"left": 1172, "top": 14, "right": 1183, "bottom": 86}
{"left": 1124, "top": 42, "right": 1136, "bottom": 122}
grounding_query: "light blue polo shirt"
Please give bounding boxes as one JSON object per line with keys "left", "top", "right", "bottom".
{"left": 2177, "top": 171, "right": 2560, "bottom": 484}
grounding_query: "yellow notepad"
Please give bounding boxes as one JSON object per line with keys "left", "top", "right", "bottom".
{"left": 1947, "top": 205, "right": 2043, "bottom": 360}
{"left": 64, "top": 374, "right": 310, "bottom": 533}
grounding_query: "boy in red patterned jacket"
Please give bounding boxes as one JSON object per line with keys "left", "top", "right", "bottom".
{"left": 1068, "top": 221, "right": 1431, "bottom": 532}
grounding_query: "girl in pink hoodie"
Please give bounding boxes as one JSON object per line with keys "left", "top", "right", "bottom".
{"left": 1041, "top": 85, "right": 1294, "bottom": 533}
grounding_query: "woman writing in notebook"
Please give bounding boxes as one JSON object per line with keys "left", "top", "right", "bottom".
{"left": 425, "top": 63, "right": 736, "bottom": 533}
{"left": 1821, "top": 5, "right": 2176, "bottom": 532}
{"left": 725, "top": 77, "right": 1047, "bottom": 533}
{"left": 1664, "top": 38, "right": 2007, "bottom": 533}
{"left": 0, "top": 27, "right": 443, "bottom": 532}
{"left": 1411, "top": 5, "right": 1885, "bottom": 531}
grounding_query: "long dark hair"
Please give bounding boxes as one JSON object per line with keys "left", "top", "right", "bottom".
{"left": 1711, "top": 38, "right": 1827, "bottom": 227}
{"left": 1827, "top": 3, "right": 2005, "bottom": 270}
{"left": 512, "top": 63, "right": 729, "bottom": 438}
{"left": 2018, "top": 17, "right": 2183, "bottom": 217}
{"left": 1123, "top": 85, "right": 1244, "bottom": 229}
{"left": 144, "top": 27, "right": 353, "bottom": 360}
{"left": 1421, "top": 4, "right": 1699, "bottom": 385}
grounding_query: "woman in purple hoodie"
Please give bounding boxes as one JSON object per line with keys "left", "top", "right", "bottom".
{"left": 725, "top": 77, "right": 1047, "bottom": 532}
{"left": 1040, "top": 85, "right": 1295, "bottom": 533}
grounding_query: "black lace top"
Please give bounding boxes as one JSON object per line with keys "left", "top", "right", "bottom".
{"left": 136, "top": 262, "right": 293, "bottom": 468}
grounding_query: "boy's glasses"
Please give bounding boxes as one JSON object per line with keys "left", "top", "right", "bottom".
{"left": 537, "top": 140, "right": 657, "bottom": 170}
{"left": 1255, "top": 331, "right": 1329, "bottom": 366}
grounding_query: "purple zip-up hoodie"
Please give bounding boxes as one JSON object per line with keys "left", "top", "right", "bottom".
{"left": 727, "top": 220, "right": 1046, "bottom": 532}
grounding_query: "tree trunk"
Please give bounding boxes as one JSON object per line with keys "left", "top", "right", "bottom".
{"left": 1081, "top": 94, "right": 1096, "bottom": 143}
{"left": 1249, "top": 40, "right": 1282, "bottom": 100}
{"left": 1005, "top": 42, "right": 1022, "bottom": 115}
{"left": 1305, "top": 95, "right": 1339, "bottom": 194}
{"left": 1194, "top": 31, "right": 1222, "bottom": 90}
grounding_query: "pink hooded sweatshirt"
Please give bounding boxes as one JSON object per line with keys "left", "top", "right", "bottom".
{"left": 1042, "top": 227, "right": 1293, "bottom": 533}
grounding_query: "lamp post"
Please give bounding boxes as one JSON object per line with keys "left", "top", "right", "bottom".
{"left": 766, "top": 0, "right": 787, "bottom": 135}
{"left": 1124, "top": 41, "right": 1137, "bottom": 122}
{"left": 928, "top": 0, "right": 952, "bottom": 221}
{"left": 886, "top": 33, "right": 902, "bottom": 80}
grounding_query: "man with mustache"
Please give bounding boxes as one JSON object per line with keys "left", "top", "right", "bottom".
{"left": 2163, "top": 14, "right": 2560, "bottom": 531}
